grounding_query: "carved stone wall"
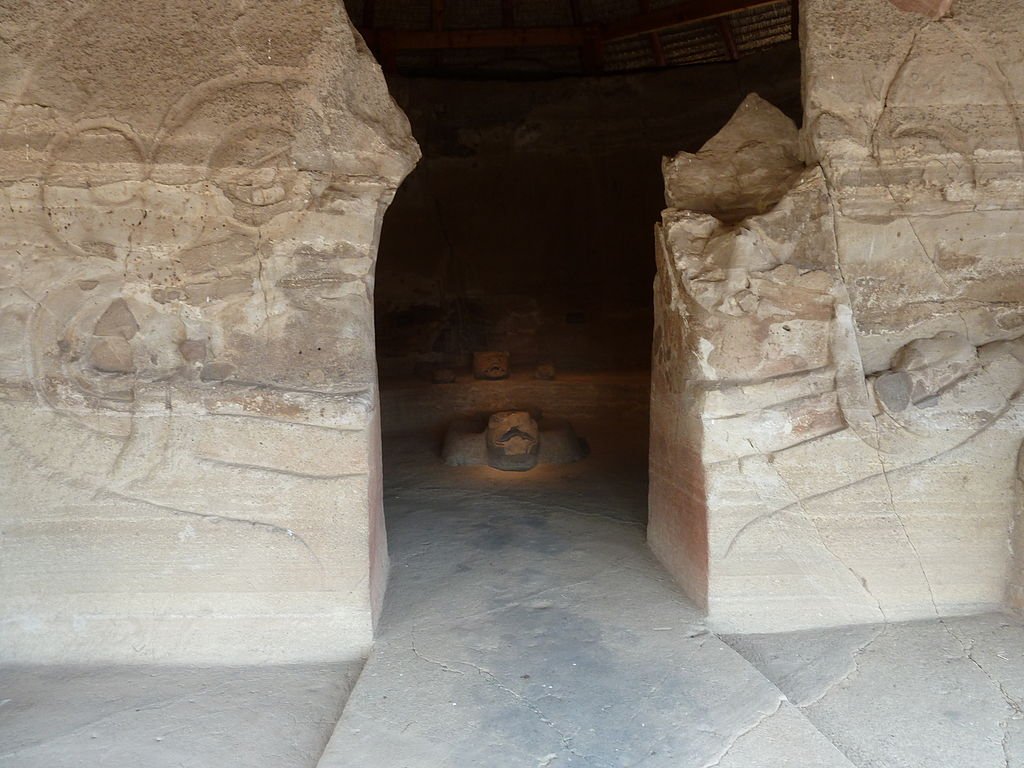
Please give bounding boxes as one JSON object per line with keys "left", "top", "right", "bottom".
{"left": 0, "top": 1, "right": 418, "bottom": 662}
{"left": 650, "top": 0, "right": 1024, "bottom": 633}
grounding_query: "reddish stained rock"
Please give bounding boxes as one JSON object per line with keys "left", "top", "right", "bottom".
{"left": 886, "top": 0, "right": 953, "bottom": 19}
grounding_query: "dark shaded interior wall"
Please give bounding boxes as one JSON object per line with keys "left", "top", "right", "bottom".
{"left": 374, "top": 44, "right": 801, "bottom": 379}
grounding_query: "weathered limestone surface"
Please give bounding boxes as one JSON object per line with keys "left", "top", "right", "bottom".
{"left": 886, "top": 0, "right": 954, "bottom": 18}
{"left": 0, "top": 1, "right": 418, "bottom": 662}
{"left": 651, "top": 0, "right": 1024, "bottom": 633}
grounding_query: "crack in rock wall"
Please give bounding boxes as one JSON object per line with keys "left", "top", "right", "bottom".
{"left": 0, "top": 0, "right": 419, "bottom": 663}
{"left": 649, "top": 0, "right": 1024, "bottom": 633}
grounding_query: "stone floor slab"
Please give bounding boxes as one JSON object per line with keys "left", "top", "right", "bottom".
{"left": 318, "top": 434, "right": 837, "bottom": 767}
{"left": 726, "top": 613, "right": 1024, "bottom": 768}
{"left": 0, "top": 663, "right": 360, "bottom": 768}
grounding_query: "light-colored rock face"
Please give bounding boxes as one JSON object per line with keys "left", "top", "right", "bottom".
{"left": 0, "top": 0, "right": 418, "bottom": 663}
{"left": 662, "top": 94, "right": 804, "bottom": 223}
{"left": 651, "top": 0, "right": 1024, "bottom": 633}
{"left": 886, "top": 0, "right": 954, "bottom": 18}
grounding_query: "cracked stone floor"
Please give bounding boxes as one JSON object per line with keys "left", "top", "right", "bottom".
{"left": 726, "top": 615, "right": 1024, "bottom": 768}
{"left": 0, "top": 662, "right": 362, "bottom": 767}
{"left": 317, "top": 430, "right": 840, "bottom": 768}
{"left": 3, "top": 426, "right": 1024, "bottom": 767}
{"left": 320, "top": 431, "right": 1024, "bottom": 768}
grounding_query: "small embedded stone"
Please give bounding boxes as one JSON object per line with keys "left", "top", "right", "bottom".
{"left": 433, "top": 367, "right": 457, "bottom": 384}
{"left": 152, "top": 287, "right": 185, "bottom": 304}
{"left": 178, "top": 339, "right": 207, "bottom": 363}
{"left": 874, "top": 371, "right": 912, "bottom": 413}
{"left": 93, "top": 298, "right": 139, "bottom": 340}
{"left": 200, "top": 362, "right": 235, "bottom": 382}
{"left": 89, "top": 337, "right": 134, "bottom": 373}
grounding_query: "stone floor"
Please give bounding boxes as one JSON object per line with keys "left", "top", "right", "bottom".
{"left": 320, "top": 432, "right": 830, "bottom": 766}
{"left": 0, "top": 663, "right": 361, "bottom": 767}
{"left": 321, "top": 432, "right": 1024, "bottom": 768}
{"left": 727, "top": 615, "right": 1024, "bottom": 768}
{"left": 3, "top": 427, "right": 1024, "bottom": 767}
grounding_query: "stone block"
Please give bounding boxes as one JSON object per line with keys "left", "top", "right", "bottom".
{"left": 0, "top": 0, "right": 419, "bottom": 664}
{"left": 486, "top": 411, "right": 540, "bottom": 471}
{"left": 473, "top": 351, "right": 510, "bottom": 380}
{"left": 650, "top": 39, "right": 1024, "bottom": 632}
{"left": 441, "top": 413, "right": 587, "bottom": 470}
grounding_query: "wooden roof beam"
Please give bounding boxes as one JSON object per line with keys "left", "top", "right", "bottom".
{"left": 500, "top": 0, "right": 517, "bottom": 58}
{"left": 430, "top": 0, "right": 445, "bottom": 68}
{"left": 358, "top": 0, "right": 788, "bottom": 53}
{"left": 716, "top": 16, "right": 739, "bottom": 60}
{"left": 638, "top": 0, "right": 667, "bottom": 69}
{"left": 602, "top": 0, "right": 781, "bottom": 42}
{"left": 360, "top": 26, "right": 588, "bottom": 51}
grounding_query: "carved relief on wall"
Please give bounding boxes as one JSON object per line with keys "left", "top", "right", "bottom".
{"left": 0, "top": 0, "right": 423, "bottom": 663}
{"left": 652, "top": 77, "right": 1024, "bottom": 628}
{"left": 0, "top": 62, "right": 381, "bottom": 575}
{"left": 27, "top": 70, "right": 314, "bottom": 407}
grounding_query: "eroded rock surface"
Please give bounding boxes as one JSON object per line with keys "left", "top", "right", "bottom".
{"left": 0, "top": 662, "right": 361, "bottom": 767}
{"left": 662, "top": 93, "right": 803, "bottom": 222}
{"left": 887, "top": 0, "right": 954, "bottom": 20}
{"left": 0, "top": 0, "right": 418, "bottom": 663}
{"left": 650, "top": 0, "right": 1024, "bottom": 633}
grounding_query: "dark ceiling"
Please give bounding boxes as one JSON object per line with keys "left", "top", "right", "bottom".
{"left": 343, "top": 0, "right": 796, "bottom": 77}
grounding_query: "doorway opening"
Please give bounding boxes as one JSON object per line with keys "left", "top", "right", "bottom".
{"left": 341, "top": 6, "right": 804, "bottom": 760}
{"left": 368, "top": 37, "right": 802, "bottom": 596}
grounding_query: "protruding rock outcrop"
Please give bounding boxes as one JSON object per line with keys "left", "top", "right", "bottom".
{"left": 651, "top": 0, "right": 1024, "bottom": 632}
{"left": 0, "top": 0, "right": 419, "bottom": 663}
